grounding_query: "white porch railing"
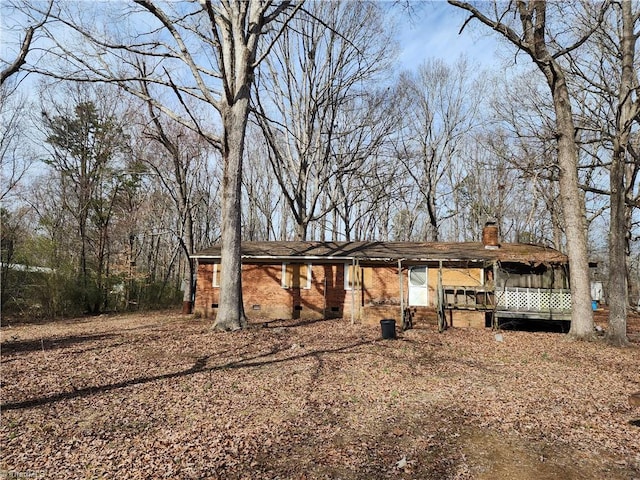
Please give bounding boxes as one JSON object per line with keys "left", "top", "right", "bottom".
{"left": 495, "top": 287, "right": 572, "bottom": 312}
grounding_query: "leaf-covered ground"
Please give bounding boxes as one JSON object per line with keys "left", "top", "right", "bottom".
{"left": 1, "top": 311, "right": 639, "bottom": 480}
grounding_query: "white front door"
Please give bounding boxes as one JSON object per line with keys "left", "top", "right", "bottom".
{"left": 408, "top": 266, "right": 429, "bottom": 306}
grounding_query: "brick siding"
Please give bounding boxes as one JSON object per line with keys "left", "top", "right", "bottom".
{"left": 194, "top": 260, "right": 482, "bottom": 327}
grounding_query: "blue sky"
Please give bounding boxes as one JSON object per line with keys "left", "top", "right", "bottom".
{"left": 392, "top": 1, "right": 507, "bottom": 74}
{"left": 0, "top": 1, "right": 511, "bottom": 81}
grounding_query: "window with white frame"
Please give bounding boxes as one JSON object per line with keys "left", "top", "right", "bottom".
{"left": 212, "top": 262, "right": 221, "bottom": 287}
{"left": 281, "top": 263, "right": 312, "bottom": 289}
{"left": 344, "top": 262, "right": 361, "bottom": 290}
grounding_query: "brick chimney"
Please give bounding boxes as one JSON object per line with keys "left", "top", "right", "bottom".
{"left": 482, "top": 221, "right": 500, "bottom": 249}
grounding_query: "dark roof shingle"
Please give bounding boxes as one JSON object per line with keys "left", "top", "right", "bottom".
{"left": 192, "top": 241, "right": 567, "bottom": 264}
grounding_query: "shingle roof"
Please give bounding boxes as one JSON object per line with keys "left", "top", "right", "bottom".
{"left": 192, "top": 241, "right": 567, "bottom": 264}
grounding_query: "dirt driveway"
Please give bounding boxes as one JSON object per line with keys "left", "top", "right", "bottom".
{"left": 2, "top": 312, "right": 639, "bottom": 479}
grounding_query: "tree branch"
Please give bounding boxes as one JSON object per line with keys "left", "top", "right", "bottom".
{"left": 253, "top": 2, "right": 305, "bottom": 67}
{"left": 134, "top": 0, "right": 222, "bottom": 111}
{"left": 1, "top": 0, "right": 52, "bottom": 85}
{"left": 1, "top": 27, "right": 35, "bottom": 85}
{"left": 551, "top": 1, "right": 612, "bottom": 60}
{"left": 448, "top": 0, "right": 534, "bottom": 54}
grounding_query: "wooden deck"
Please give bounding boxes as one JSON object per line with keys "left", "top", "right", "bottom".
{"left": 440, "top": 285, "right": 573, "bottom": 323}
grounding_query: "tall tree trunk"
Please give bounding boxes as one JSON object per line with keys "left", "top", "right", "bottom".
{"left": 608, "top": 136, "right": 628, "bottom": 345}
{"left": 184, "top": 212, "right": 196, "bottom": 314}
{"left": 214, "top": 99, "right": 249, "bottom": 331}
{"left": 79, "top": 218, "right": 90, "bottom": 312}
{"left": 295, "top": 222, "right": 307, "bottom": 241}
{"left": 606, "top": 0, "right": 635, "bottom": 346}
{"left": 551, "top": 74, "right": 594, "bottom": 338}
{"left": 448, "top": 0, "right": 598, "bottom": 339}
{"left": 279, "top": 197, "right": 288, "bottom": 241}
{"left": 426, "top": 192, "right": 439, "bottom": 242}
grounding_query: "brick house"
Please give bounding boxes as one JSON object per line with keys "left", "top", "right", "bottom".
{"left": 192, "top": 225, "right": 572, "bottom": 329}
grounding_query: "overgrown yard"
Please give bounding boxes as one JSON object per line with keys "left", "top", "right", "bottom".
{"left": 1, "top": 311, "right": 639, "bottom": 480}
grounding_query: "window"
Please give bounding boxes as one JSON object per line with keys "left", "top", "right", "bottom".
{"left": 344, "top": 263, "right": 361, "bottom": 290}
{"left": 282, "top": 263, "right": 312, "bottom": 289}
{"left": 212, "top": 262, "right": 221, "bottom": 287}
{"left": 409, "top": 266, "right": 427, "bottom": 286}
{"left": 345, "top": 264, "right": 372, "bottom": 290}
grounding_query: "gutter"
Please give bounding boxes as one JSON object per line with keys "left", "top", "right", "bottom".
{"left": 190, "top": 254, "right": 358, "bottom": 261}
{"left": 190, "top": 254, "right": 493, "bottom": 264}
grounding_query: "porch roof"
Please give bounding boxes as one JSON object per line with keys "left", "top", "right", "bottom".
{"left": 192, "top": 241, "right": 567, "bottom": 265}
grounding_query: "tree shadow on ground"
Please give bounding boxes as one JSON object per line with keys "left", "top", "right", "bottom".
{"left": 1, "top": 339, "right": 374, "bottom": 411}
{"left": 253, "top": 317, "right": 337, "bottom": 329}
{"left": 1, "top": 333, "right": 117, "bottom": 356}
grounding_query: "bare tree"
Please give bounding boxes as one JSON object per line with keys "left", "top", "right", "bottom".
{"left": 325, "top": 90, "right": 400, "bottom": 241}
{"left": 21, "top": 0, "right": 303, "bottom": 330}
{"left": 325, "top": 149, "right": 403, "bottom": 241}
{"left": 252, "top": 0, "right": 395, "bottom": 240}
{"left": 242, "top": 125, "right": 283, "bottom": 241}
{"left": 602, "top": 0, "right": 638, "bottom": 346}
{"left": 486, "top": 75, "right": 573, "bottom": 248}
{"left": 394, "top": 57, "right": 485, "bottom": 241}
{"left": 0, "top": 1, "right": 53, "bottom": 200}
{"left": 0, "top": 1, "right": 52, "bottom": 85}
{"left": 448, "top": 0, "right": 610, "bottom": 339}
{"left": 567, "top": 2, "right": 640, "bottom": 346}
{"left": 443, "top": 134, "right": 521, "bottom": 243}
{"left": 0, "top": 90, "right": 33, "bottom": 201}
{"left": 139, "top": 102, "right": 222, "bottom": 313}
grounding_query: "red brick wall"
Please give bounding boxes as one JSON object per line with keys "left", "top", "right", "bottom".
{"left": 195, "top": 261, "right": 411, "bottom": 321}
{"left": 362, "top": 266, "right": 404, "bottom": 305}
{"left": 194, "top": 262, "right": 217, "bottom": 318}
{"left": 196, "top": 262, "right": 353, "bottom": 320}
{"left": 194, "top": 260, "right": 462, "bottom": 326}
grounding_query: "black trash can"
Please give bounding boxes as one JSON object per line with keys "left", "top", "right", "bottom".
{"left": 380, "top": 319, "right": 396, "bottom": 339}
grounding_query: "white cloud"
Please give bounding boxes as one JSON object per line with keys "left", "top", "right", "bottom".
{"left": 394, "top": 2, "right": 503, "bottom": 73}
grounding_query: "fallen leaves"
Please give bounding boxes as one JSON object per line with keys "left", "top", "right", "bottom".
{"left": 1, "top": 311, "right": 639, "bottom": 479}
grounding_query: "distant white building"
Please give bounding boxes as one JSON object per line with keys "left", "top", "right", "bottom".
{"left": 590, "top": 281, "right": 604, "bottom": 303}
{"left": 1, "top": 263, "right": 54, "bottom": 274}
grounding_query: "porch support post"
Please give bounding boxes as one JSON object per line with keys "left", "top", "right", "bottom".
{"left": 493, "top": 261, "right": 499, "bottom": 329}
{"left": 323, "top": 277, "right": 327, "bottom": 320}
{"left": 350, "top": 257, "right": 356, "bottom": 325}
{"left": 398, "top": 259, "right": 404, "bottom": 323}
{"left": 438, "top": 260, "right": 444, "bottom": 332}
